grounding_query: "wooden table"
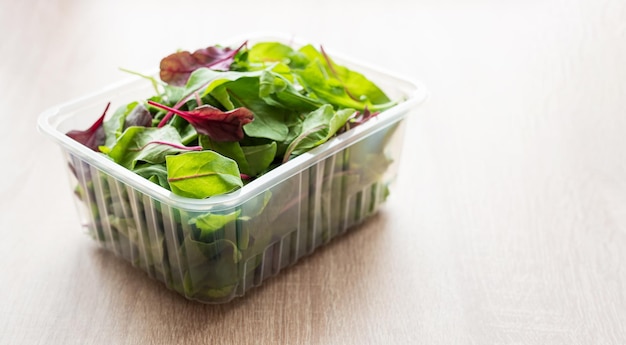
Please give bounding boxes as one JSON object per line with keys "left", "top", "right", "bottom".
{"left": 2, "top": 0, "right": 625, "bottom": 343}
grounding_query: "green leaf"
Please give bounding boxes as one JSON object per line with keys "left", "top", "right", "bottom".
{"left": 189, "top": 210, "right": 241, "bottom": 242}
{"left": 297, "top": 44, "right": 393, "bottom": 111}
{"left": 248, "top": 42, "right": 294, "bottom": 64}
{"left": 103, "top": 102, "right": 138, "bottom": 147}
{"left": 187, "top": 68, "right": 263, "bottom": 98}
{"left": 166, "top": 151, "right": 243, "bottom": 198}
{"left": 259, "top": 71, "right": 323, "bottom": 112}
{"left": 214, "top": 77, "right": 291, "bottom": 141}
{"left": 242, "top": 142, "right": 277, "bottom": 176}
{"left": 284, "top": 105, "right": 355, "bottom": 160}
{"left": 247, "top": 42, "right": 309, "bottom": 69}
{"left": 181, "top": 236, "right": 241, "bottom": 299}
{"left": 199, "top": 135, "right": 251, "bottom": 176}
{"left": 163, "top": 84, "right": 185, "bottom": 104}
{"left": 210, "top": 86, "right": 235, "bottom": 110}
{"left": 108, "top": 126, "right": 187, "bottom": 169}
{"left": 134, "top": 164, "right": 169, "bottom": 189}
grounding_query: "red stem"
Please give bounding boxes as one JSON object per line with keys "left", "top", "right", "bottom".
{"left": 148, "top": 100, "right": 189, "bottom": 118}
{"left": 90, "top": 102, "right": 111, "bottom": 131}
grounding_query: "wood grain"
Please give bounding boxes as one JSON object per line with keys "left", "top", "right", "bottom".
{"left": 1, "top": 0, "right": 626, "bottom": 344}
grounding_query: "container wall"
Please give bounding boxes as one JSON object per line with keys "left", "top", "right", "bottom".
{"left": 62, "top": 118, "right": 407, "bottom": 303}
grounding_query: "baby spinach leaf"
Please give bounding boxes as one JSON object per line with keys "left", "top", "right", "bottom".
{"left": 186, "top": 68, "right": 264, "bottom": 99}
{"left": 103, "top": 102, "right": 153, "bottom": 148}
{"left": 242, "top": 142, "right": 277, "bottom": 176}
{"left": 199, "top": 135, "right": 251, "bottom": 176}
{"left": 247, "top": 42, "right": 309, "bottom": 69}
{"left": 259, "top": 71, "right": 323, "bottom": 112}
{"left": 283, "top": 105, "right": 355, "bottom": 160}
{"left": 108, "top": 126, "right": 188, "bottom": 169}
{"left": 247, "top": 42, "right": 293, "bottom": 64}
{"left": 166, "top": 151, "right": 243, "bottom": 198}
{"left": 216, "top": 77, "right": 291, "bottom": 141}
{"left": 189, "top": 210, "right": 241, "bottom": 242}
{"left": 103, "top": 102, "right": 136, "bottom": 147}
{"left": 134, "top": 164, "right": 169, "bottom": 189}
{"left": 297, "top": 45, "right": 394, "bottom": 111}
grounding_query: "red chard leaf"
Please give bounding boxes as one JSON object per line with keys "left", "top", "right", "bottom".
{"left": 147, "top": 100, "right": 254, "bottom": 142}
{"left": 159, "top": 41, "right": 247, "bottom": 86}
{"left": 66, "top": 102, "right": 110, "bottom": 151}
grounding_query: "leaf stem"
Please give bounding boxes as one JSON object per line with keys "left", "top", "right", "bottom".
{"left": 148, "top": 100, "right": 189, "bottom": 118}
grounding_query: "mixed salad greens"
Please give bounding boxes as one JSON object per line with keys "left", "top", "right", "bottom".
{"left": 64, "top": 39, "right": 403, "bottom": 302}
{"left": 67, "top": 40, "right": 396, "bottom": 198}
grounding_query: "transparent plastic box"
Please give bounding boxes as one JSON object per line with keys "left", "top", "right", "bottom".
{"left": 38, "top": 34, "right": 427, "bottom": 303}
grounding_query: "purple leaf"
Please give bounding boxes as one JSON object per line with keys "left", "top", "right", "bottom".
{"left": 124, "top": 103, "right": 152, "bottom": 128}
{"left": 147, "top": 100, "right": 254, "bottom": 142}
{"left": 66, "top": 102, "right": 110, "bottom": 151}
{"left": 159, "top": 41, "right": 247, "bottom": 86}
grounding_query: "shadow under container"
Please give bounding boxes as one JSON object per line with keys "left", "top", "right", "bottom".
{"left": 37, "top": 38, "right": 428, "bottom": 303}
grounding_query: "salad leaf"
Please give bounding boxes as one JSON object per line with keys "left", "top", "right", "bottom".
{"left": 124, "top": 103, "right": 152, "bottom": 128}
{"left": 154, "top": 69, "right": 264, "bottom": 128}
{"left": 189, "top": 210, "right": 241, "bottom": 242}
{"left": 103, "top": 102, "right": 153, "bottom": 148}
{"left": 160, "top": 41, "right": 246, "bottom": 86}
{"left": 133, "top": 164, "right": 169, "bottom": 188}
{"left": 199, "top": 135, "right": 252, "bottom": 176}
{"left": 103, "top": 102, "right": 137, "bottom": 147}
{"left": 247, "top": 42, "right": 294, "bottom": 64}
{"left": 283, "top": 105, "right": 355, "bottom": 160}
{"left": 148, "top": 100, "right": 253, "bottom": 142}
{"left": 241, "top": 142, "right": 277, "bottom": 176}
{"left": 342, "top": 107, "right": 379, "bottom": 132}
{"left": 66, "top": 102, "right": 110, "bottom": 151}
{"left": 259, "top": 71, "right": 323, "bottom": 112}
{"left": 247, "top": 42, "right": 309, "bottom": 70}
{"left": 165, "top": 151, "right": 243, "bottom": 198}
{"left": 107, "top": 126, "right": 193, "bottom": 169}
{"left": 214, "top": 77, "right": 291, "bottom": 142}
{"left": 296, "top": 45, "right": 393, "bottom": 111}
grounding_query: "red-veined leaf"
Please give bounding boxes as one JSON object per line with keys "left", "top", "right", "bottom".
{"left": 66, "top": 102, "right": 110, "bottom": 151}
{"left": 147, "top": 100, "right": 254, "bottom": 142}
{"left": 159, "top": 41, "right": 247, "bottom": 86}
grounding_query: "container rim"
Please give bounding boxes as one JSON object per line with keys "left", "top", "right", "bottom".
{"left": 37, "top": 32, "right": 428, "bottom": 212}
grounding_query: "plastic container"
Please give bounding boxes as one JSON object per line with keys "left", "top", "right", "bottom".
{"left": 38, "top": 34, "right": 428, "bottom": 303}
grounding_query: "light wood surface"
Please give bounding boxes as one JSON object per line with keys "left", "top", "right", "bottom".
{"left": 2, "top": 0, "right": 626, "bottom": 344}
